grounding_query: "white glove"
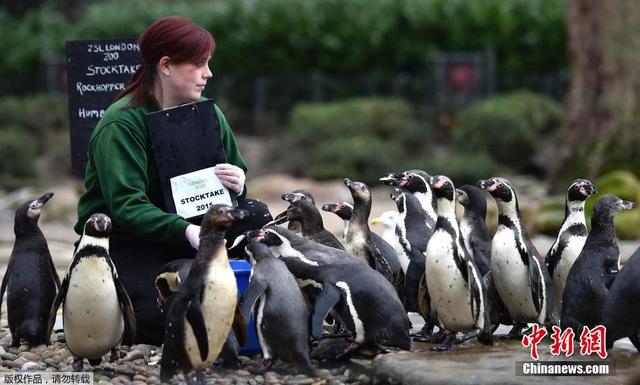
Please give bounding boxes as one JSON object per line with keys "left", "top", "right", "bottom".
{"left": 185, "top": 224, "right": 201, "bottom": 250}
{"left": 215, "top": 163, "right": 246, "bottom": 196}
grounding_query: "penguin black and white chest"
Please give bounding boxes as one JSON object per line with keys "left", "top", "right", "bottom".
{"left": 561, "top": 195, "right": 634, "bottom": 333}
{"left": 425, "top": 176, "right": 491, "bottom": 338}
{"left": 478, "top": 177, "right": 556, "bottom": 326}
{"left": 239, "top": 242, "right": 312, "bottom": 371}
{"left": 603, "top": 246, "right": 640, "bottom": 351}
{"left": 161, "top": 205, "right": 248, "bottom": 383}
{"left": 47, "top": 213, "right": 135, "bottom": 369}
{"left": 456, "top": 185, "right": 492, "bottom": 277}
{"left": 545, "top": 179, "right": 597, "bottom": 313}
{"left": 1, "top": 192, "right": 59, "bottom": 347}
{"left": 286, "top": 198, "right": 345, "bottom": 250}
{"left": 343, "top": 178, "right": 404, "bottom": 298}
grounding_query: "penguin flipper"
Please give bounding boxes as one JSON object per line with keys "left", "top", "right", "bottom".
{"left": 238, "top": 277, "right": 268, "bottom": 322}
{"left": 404, "top": 259, "right": 423, "bottom": 312}
{"left": 466, "top": 261, "right": 491, "bottom": 339}
{"left": 46, "top": 274, "right": 69, "bottom": 342}
{"left": 0, "top": 265, "right": 8, "bottom": 319}
{"left": 527, "top": 253, "right": 548, "bottom": 319}
{"left": 186, "top": 298, "right": 209, "bottom": 362}
{"left": 232, "top": 309, "right": 248, "bottom": 347}
{"left": 114, "top": 276, "right": 137, "bottom": 344}
{"left": 311, "top": 284, "right": 341, "bottom": 339}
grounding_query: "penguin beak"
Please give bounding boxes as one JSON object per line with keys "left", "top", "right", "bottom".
{"left": 344, "top": 178, "right": 353, "bottom": 188}
{"left": 244, "top": 229, "right": 264, "bottom": 242}
{"left": 321, "top": 203, "right": 335, "bottom": 213}
{"left": 620, "top": 200, "right": 635, "bottom": 210}
{"left": 477, "top": 179, "right": 488, "bottom": 189}
{"left": 96, "top": 216, "right": 111, "bottom": 232}
{"left": 589, "top": 184, "right": 598, "bottom": 195}
{"left": 370, "top": 217, "right": 382, "bottom": 225}
{"left": 379, "top": 173, "right": 401, "bottom": 186}
{"left": 36, "top": 192, "right": 54, "bottom": 206}
{"left": 281, "top": 192, "right": 295, "bottom": 202}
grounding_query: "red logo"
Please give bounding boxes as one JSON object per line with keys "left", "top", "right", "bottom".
{"left": 522, "top": 325, "right": 607, "bottom": 360}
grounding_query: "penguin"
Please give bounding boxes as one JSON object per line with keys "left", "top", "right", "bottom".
{"left": 273, "top": 189, "right": 316, "bottom": 235}
{"left": 284, "top": 198, "right": 345, "bottom": 250}
{"left": 603, "top": 246, "right": 640, "bottom": 351}
{"left": 387, "top": 187, "right": 443, "bottom": 341}
{"left": 370, "top": 211, "right": 401, "bottom": 260}
{"left": 425, "top": 175, "right": 492, "bottom": 350}
{"left": 160, "top": 205, "right": 248, "bottom": 384}
{"left": 321, "top": 200, "right": 354, "bottom": 242}
{"left": 154, "top": 259, "right": 241, "bottom": 369}
{"left": 478, "top": 177, "right": 557, "bottom": 336}
{"left": 47, "top": 213, "right": 136, "bottom": 370}
{"left": 388, "top": 188, "right": 428, "bottom": 308}
{"left": 545, "top": 179, "right": 597, "bottom": 315}
{"left": 342, "top": 178, "right": 405, "bottom": 298}
{"left": 456, "top": 185, "right": 492, "bottom": 277}
{"left": 248, "top": 226, "right": 363, "bottom": 267}
{"left": 248, "top": 229, "right": 411, "bottom": 354}
{"left": 381, "top": 170, "right": 437, "bottom": 231}
{"left": 456, "top": 185, "right": 511, "bottom": 331}
{"left": 561, "top": 195, "right": 634, "bottom": 334}
{"left": 238, "top": 242, "right": 312, "bottom": 373}
{"left": 0, "top": 192, "right": 59, "bottom": 347}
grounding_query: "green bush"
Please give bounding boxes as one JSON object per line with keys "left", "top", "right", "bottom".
{"left": 288, "top": 98, "right": 430, "bottom": 183}
{"left": 0, "top": 127, "right": 37, "bottom": 190}
{"left": 409, "top": 150, "right": 502, "bottom": 187}
{"left": 454, "top": 90, "right": 564, "bottom": 169}
{"left": 0, "top": 94, "right": 68, "bottom": 153}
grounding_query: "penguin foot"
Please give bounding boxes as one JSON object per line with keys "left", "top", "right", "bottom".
{"left": 246, "top": 359, "right": 273, "bottom": 374}
{"left": 72, "top": 357, "right": 84, "bottom": 372}
{"left": 413, "top": 329, "right": 446, "bottom": 343}
{"left": 431, "top": 333, "right": 457, "bottom": 352}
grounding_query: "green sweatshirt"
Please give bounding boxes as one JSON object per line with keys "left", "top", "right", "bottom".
{"left": 74, "top": 95, "right": 247, "bottom": 245}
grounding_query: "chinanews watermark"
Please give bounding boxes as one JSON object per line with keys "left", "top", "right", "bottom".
{"left": 517, "top": 324, "right": 614, "bottom": 376}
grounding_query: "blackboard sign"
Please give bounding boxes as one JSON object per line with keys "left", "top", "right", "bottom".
{"left": 66, "top": 37, "right": 141, "bottom": 177}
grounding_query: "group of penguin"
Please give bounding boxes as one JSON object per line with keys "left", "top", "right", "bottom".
{"left": 2, "top": 170, "right": 640, "bottom": 383}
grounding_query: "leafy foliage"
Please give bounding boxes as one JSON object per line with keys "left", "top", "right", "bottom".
{"left": 454, "top": 90, "right": 564, "bottom": 169}
{"left": 288, "top": 98, "right": 430, "bottom": 183}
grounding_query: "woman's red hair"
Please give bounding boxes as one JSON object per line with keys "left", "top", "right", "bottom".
{"left": 115, "top": 16, "right": 215, "bottom": 107}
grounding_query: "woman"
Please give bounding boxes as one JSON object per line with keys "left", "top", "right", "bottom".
{"left": 74, "top": 16, "right": 270, "bottom": 345}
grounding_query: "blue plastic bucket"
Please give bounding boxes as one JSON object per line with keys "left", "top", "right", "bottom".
{"left": 229, "top": 259, "right": 261, "bottom": 356}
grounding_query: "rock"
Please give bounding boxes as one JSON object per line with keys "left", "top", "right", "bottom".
{"left": 0, "top": 345, "right": 5, "bottom": 355}
{"left": 0, "top": 352, "right": 17, "bottom": 360}
{"left": 19, "top": 352, "right": 40, "bottom": 361}
{"left": 131, "top": 381, "right": 147, "bottom": 385}
{"left": 17, "top": 344, "right": 29, "bottom": 353}
{"left": 98, "top": 381, "right": 111, "bottom": 385}
{"left": 133, "top": 375, "right": 147, "bottom": 382}
{"left": 285, "top": 376, "right": 315, "bottom": 385}
{"left": 255, "top": 375, "right": 265, "bottom": 383}
{"left": 131, "top": 344, "right": 153, "bottom": 357}
{"left": 236, "top": 370, "right": 251, "bottom": 377}
{"left": 147, "top": 376, "right": 161, "bottom": 385}
{"left": 239, "top": 355, "right": 252, "bottom": 364}
{"left": 124, "top": 349, "right": 144, "bottom": 361}
{"left": 21, "top": 361, "right": 41, "bottom": 371}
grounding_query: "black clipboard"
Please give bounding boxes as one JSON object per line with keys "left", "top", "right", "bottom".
{"left": 146, "top": 99, "right": 237, "bottom": 224}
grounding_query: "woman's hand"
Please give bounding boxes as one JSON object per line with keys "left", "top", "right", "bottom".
{"left": 185, "top": 224, "right": 200, "bottom": 249}
{"left": 215, "top": 163, "right": 245, "bottom": 196}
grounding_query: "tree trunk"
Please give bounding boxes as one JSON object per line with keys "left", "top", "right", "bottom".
{"left": 562, "top": 0, "right": 640, "bottom": 180}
